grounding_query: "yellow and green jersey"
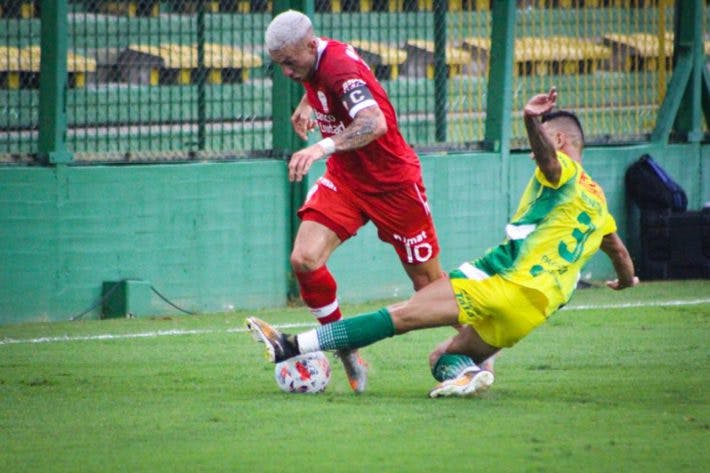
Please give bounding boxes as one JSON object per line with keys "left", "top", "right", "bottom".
{"left": 473, "top": 151, "right": 617, "bottom": 314}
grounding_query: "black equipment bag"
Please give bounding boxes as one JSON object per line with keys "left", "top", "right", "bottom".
{"left": 638, "top": 208, "right": 710, "bottom": 280}
{"left": 625, "top": 154, "right": 688, "bottom": 213}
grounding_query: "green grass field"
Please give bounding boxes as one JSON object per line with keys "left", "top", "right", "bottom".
{"left": 1, "top": 280, "right": 708, "bottom": 472}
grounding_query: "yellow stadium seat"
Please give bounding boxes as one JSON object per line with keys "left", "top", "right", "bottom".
{"left": 94, "top": 1, "right": 160, "bottom": 17}
{"left": 403, "top": 40, "right": 472, "bottom": 79}
{"left": 603, "top": 33, "right": 674, "bottom": 72}
{"left": 0, "top": 46, "right": 95, "bottom": 89}
{"left": 120, "top": 44, "right": 262, "bottom": 85}
{"left": 349, "top": 40, "right": 408, "bottom": 80}
{"left": 462, "top": 36, "right": 611, "bottom": 76}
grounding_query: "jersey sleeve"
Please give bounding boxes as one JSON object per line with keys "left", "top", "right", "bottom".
{"left": 601, "top": 211, "right": 618, "bottom": 236}
{"left": 320, "top": 46, "right": 378, "bottom": 119}
{"left": 534, "top": 151, "right": 577, "bottom": 189}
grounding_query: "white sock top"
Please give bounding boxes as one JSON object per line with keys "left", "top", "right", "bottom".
{"left": 296, "top": 329, "right": 320, "bottom": 354}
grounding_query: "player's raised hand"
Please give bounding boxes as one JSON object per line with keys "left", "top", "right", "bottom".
{"left": 524, "top": 87, "right": 557, "bottom": 118}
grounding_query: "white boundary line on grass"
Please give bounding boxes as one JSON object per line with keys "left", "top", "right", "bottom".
{"left": 1, "top": 298, "right": 708, "bottom": 346}
{"left": 563, "top": 298, "right": 710, "bottom": 311}
{"left": 0, "top": 322, "right": 318, "bottom": 346}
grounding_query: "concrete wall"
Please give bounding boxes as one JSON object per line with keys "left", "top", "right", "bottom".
{"left": 0, "top": 143, "right": 707, "bottom": 324}
{"left": 0, "top": 161, "right": 290, "bottom": 323}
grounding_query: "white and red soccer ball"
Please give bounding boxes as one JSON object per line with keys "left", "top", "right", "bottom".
{"left": 274, "top": 351, "right": 331, "bottom": 394}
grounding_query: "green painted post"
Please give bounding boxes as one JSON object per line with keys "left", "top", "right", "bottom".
{"left": 433, "top": 0, "right": 447, "bottom": 142}
{"left": 38, "top": 0, "right": 72, "bottom": 164}
{"left": 485, "top": 0, "right": 516, "bottom": 219}
{"left": 651, "top": 0, "right": 707, "bottom": 143}
{"left": 196, "top": 1, "right": 206, "bottom": 151}
{"left": 672, "top": 0, "right": 704, "bottom": 141}
{"left": 702, "top": 65, "right": 710, "bottom": 130}
{"left": 271, "top": 0, "right": 315, "bottom": 300}
{"left": 484, "top": 0, "right": 516, "bottom": 154}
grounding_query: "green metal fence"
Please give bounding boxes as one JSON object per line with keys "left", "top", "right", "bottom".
{"left": 1, "top": 0, "right": 41, "bottom": 160}
{"left": 2, "top": 1, "right": 273, "bottom": 161}
{"left": 0, "top": 0, "right": 707, "bottom": 162}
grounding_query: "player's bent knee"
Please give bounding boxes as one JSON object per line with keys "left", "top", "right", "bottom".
{"left": 411, "top": 277, "right": 432, "bottom": 292}
{"left": 290, "top": 250, "right": 324, "bottom": 273}
{"left": 407, "top": 263, "right": 444, "bottom": 291}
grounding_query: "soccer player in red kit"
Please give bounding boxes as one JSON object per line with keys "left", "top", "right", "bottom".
{"left": 265, "top": 10, "right": 446, "bottom": 392}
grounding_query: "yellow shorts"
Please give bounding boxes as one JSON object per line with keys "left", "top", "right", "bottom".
{"left": 450, "top": 273, "right": 548, "bottom": 348}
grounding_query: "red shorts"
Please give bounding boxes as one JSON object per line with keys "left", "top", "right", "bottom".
{"left": 297, "top": 170, "right": 440, "bottom": 265}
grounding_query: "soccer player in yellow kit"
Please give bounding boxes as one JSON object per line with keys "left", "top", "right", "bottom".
{"left": 246, "top": 88, "right": 639, "bottom": 397}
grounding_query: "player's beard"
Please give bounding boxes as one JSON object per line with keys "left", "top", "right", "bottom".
{"left": 302, "top": 63, "right": 317, "bottom": 82}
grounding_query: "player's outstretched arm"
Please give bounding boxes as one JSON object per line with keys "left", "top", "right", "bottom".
{"left": 523, "top": 88, "right": 561, "bottom": 185}
{"left": 600, "top": 232, "right": 639, "bottom": 290}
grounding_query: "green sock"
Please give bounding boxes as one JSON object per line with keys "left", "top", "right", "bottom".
{"left": 431, "top": 354, "right": 477, "bottom": 382}
{"left": 316, "top": 308, "right": 395, "bottom": 351}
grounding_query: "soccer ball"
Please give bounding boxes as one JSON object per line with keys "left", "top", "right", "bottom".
{"left": 274, "top": 351, "right": 331, "bottom": 394}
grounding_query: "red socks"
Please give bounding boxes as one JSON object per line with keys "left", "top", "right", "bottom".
{"left": 295, "top": 266, "right": 342, "bottom": 324}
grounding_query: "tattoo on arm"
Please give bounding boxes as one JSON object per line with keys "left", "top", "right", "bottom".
{"left": 332, "top": 107, "right": 384, "bottom": 152}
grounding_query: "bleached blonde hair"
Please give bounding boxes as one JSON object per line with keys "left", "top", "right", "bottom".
{"left": 265, "top": 10, "right": 313, "bottom": 52}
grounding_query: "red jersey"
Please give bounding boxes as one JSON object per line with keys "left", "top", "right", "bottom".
{"left": 303, "top": 38, "right": 422, "bottom": 194}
